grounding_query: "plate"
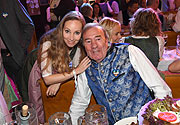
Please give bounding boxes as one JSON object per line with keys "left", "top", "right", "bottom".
{"left": 137, "top": 98, "right": 180, "bottom": 124}
{"left": 137, "top": 100, "right": 155, "bottom": 125}
{"left": 114, "top": 117, "right": 137, "bottom": 125}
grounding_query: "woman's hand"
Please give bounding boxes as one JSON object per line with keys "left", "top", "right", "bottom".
{"left": 75, "top": 56, "right": 91, "bottom": 75}
{"left": 46, "top": 83, "right": 61, "bottom": 96}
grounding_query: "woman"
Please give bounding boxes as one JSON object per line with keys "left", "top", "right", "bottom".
{"left": 108, "top": 0, "right": 120, "bottom": 18}
{"left": 92, "top": 2, "right": 105, "bottom": 22}
{"left": 99, "top": 17, "right": 122, "bottom": 43}
{"left": 38, "top": 11, "right": 91, "bottom": 97}
{"left": 122, "top": 8, "right": 165, "bottom": 67}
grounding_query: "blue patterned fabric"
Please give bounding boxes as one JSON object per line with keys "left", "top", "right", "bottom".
{"left": 85, "top": 44, "right": 153, "bottom": 124}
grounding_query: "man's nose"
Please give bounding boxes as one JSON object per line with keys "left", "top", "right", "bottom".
{"left": 91, "top": 40, "right": 97, "bottom": 48}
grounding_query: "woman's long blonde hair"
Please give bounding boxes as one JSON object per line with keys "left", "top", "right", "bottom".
{"left": 38, "top": 11, "right": 86, "bottom": 74}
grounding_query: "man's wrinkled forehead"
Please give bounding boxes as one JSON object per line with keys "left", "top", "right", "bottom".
{"left": 83, "top": 26, "right": 104, "bottom": 39}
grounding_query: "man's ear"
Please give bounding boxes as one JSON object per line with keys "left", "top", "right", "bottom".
{"left": 105, "top": 38, "right": 109, "bottom": 47}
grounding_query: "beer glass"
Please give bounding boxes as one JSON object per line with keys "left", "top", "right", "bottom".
{"left": 48, "top": 112, "right": 72, "bottom": 125}
{"left": 78, "top": 104, "right": 108, "bottom": 125}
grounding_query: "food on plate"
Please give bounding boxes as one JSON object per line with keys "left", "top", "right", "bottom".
{"left": 138, "top": 95, "right": 180, "bottom": 125}
{"left": 172, "top": 100, "right": 180, "bottom": 112}
{"left": 158, "top": 112, "right": 177, "bottom": 122}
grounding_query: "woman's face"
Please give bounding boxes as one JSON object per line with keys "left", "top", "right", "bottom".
{"left": 94, "top": 4, "right": 100, "bottom": 15}
{"left": 63, "top": 20, "right": 83, "bottom": 48}
{"left": 110, "top": 24, "right": 121, "bottom": 42}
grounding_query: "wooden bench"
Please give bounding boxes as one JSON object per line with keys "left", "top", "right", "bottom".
{"left": 39, "top": 78, "right": 97, "bottom": 122}
{"left": 160, "top": 71, "right": 180, "bottom": 98}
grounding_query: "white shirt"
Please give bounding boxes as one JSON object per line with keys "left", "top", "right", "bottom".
{"left": 173, "top": 7, "right": 180, "bottom": 32}
{"left": 69, "top": 45, "right": 172, "bottom": 125}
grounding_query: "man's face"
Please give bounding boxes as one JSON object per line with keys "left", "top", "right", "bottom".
{"left": 128, "top": 3, "right": 139, "bottom": 14}
{"left": 83, "top": 26, "right": 108, "bottom": 63}
{"left": 141, "top": 0, "right": 146, "bottom": 8}
{"left": 174, "top": 0, "right": 180, "bottom": 9}
{"left": 152, "top": 0, "right": 159, "bottom": 10}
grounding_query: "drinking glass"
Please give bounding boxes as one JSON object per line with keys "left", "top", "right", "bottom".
{"left": 4, "top": 112, "right": 19, "bottom": 125}
{"left": 15, "top": 102, "right": 38, "bottom": 125}
{"left": 78, "top": 104, "right": 109, "bottom": 125}
{"left": 48, "top": 112, "right": 72, "bottom": 125}
{"left": 6, "top": 120, "right": 19, "bottom": 125}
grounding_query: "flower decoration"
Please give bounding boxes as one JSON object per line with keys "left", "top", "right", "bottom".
{"left": 2, "top": 12, "right": 8, "bottom": 18}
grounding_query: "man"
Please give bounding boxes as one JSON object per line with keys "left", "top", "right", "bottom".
{"left": 49, "top": 0, "right": 76, "bottom": 28}
{"left": 122, "top": 0, "right": 139, "bottom": 26}
{"left": 80, "top": 3, "right": 97, "bottom": 23}
{"left": 139, "top": 0, "right": 146, "bottom": 8}
{"left": 69, "top": 23, "right": 172, "bottom": 124}
{"left": 172, "top": 0, "right": 180, "bottom": 32}
{"left": 0, "top": 0, "right": 34, "bottom": 91}
{"left": 97, "top": 0, "right": 113, "bottom": 18}
{"left": 146, "top": 0, "right": 166, "bottom": 31}
{"left": 146, "top": 0, "right": 160, "bottom": 12}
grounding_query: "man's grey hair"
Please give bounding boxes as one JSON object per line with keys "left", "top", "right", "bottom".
{"left": 82, "top": 23, "right": 109, "bottom": 40}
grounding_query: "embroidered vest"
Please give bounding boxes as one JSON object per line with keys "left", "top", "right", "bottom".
{"left": 85, "top": 44, "right": 153, "bottom": 124}
{"left": 125, "top": 36, "right": 159, "bottom": 67}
